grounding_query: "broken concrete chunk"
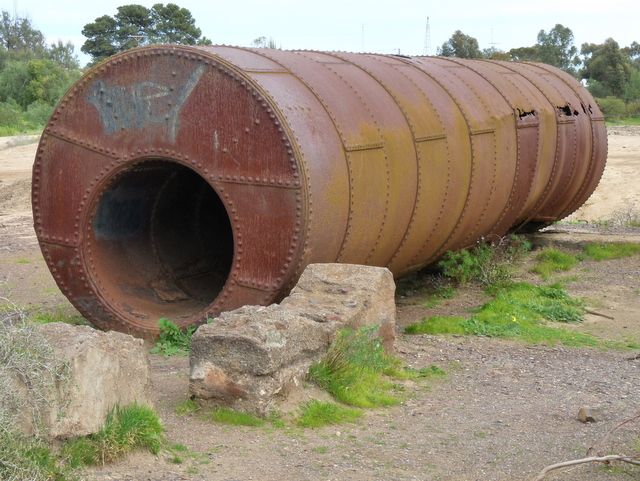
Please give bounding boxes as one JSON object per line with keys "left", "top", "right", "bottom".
{"left": 189, "top": 263, "right": 397, "bottom": 414}
{"left": 6, "top": 323, "right": 153, "bottom": 439}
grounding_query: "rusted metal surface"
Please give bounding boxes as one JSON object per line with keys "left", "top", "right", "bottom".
{"left": 33, "top": 46, "right": 607, "bottom": 337}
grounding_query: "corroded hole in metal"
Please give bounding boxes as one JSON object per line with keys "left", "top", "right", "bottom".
{"left": 91, "top": 160, "right": 233, "bottom": 321}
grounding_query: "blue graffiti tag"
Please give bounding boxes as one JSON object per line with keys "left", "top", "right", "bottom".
{"left": 87, "top": 65, "right": 205, "bottom": 143}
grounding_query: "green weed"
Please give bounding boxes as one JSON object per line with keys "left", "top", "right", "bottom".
{"left": 150, "top": 318, "right": 196, "bottom": 356}
{"left": 203, "top": 407, "right": 264, "bottom": 427}
{"left": 15, "top": 258, "right": 30, "bottom": 264}
{"left": 531, "top": 248, "right": 579, "bottom": 279}
{"left": 296, "top": 400, "right": 362, "bottom": 428}
{"left": 308, "top": 327, "right": 406, "bottom": 408}
{"left": 405, "top": 283, "right": 597, "bottom": 347}
{"left": 583, "top": 242, "right": 640, "bottom": 261}
{"left": 438, "top": 235, "right": 531, "bottom": 287}
{"left": 63, "top": 403, "right": 163, "bottom": 466}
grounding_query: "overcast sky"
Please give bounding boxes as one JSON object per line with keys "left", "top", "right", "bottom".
{"left": 6, "top": 0, "right": 640, "bottom": 66}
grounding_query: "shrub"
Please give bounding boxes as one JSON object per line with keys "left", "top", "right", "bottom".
{"left": 595, "top": 96, "right": 626, "bottom": 118}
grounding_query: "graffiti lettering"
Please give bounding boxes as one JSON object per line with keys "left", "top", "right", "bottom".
{"left": 87, "top": 65, "right": 205, "bottom": 143}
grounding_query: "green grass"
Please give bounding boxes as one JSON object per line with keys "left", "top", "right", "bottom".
{"left": 296, "top": 400, "right": 362, "bottom": 428}
{"left": 422, "top": 285, "right": 456, "bottom": 308}
{"left": 175, "top": 399, "right": 200, "bottom": 416}
{"left": 583, "top": 242, "right": 640, "bottom": 261}
{"left": 63, "top": 403, "right": 163, "bottom": 466}
{"left": 150, "top": 318, "right": 196, "bottom": 356}
{"left": 15, "top": 258, "right": 31, "bottom": 264}
{"left": 531, "top": 248, "right": 579, "bottom": 279}
{"left": 32, "top": 310, "right": 88, "bottom": 326}
{"left": 308, "top": 327, "right": 407, "bottom": 408}
{"left": 405, "top": 282, "right": 599, "bottom": 347}
{"left": 203, "top": 407, "right": 264, "bottom": 427}
{"left": 0, "top": 429, "right": 73, "bottom": 481}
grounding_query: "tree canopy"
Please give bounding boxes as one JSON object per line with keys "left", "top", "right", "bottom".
{"left": 438, "top": 30, "right": 482, "bottom": 59}
{"left": 81, "top": 3, "right": 211, "bottom": 63}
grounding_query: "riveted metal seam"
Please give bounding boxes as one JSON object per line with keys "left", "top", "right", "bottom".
{"left": 298, "top": 50, "right": 391, "bottom": 265}
{"left": 230, "top": 46, "right": 343, "bottom": 292}
{"left": 485, "top": 60, "right": 562, "bottom": 228}
{"left": 391, "top": 56, "right": 474, "bottom": 266}
{"left": 515, "top": 62, "right": 579, "bottom": 220}
{"left": 531, "top": 63, "right": 602, "bottom": 218}
{"left": 436, "top": 57, "right": 500, "bottom": 247}
{"left": 446, "top": 57, "right": 525, "bottom": 236}
{"left": 324, "top": 51, "right": 421, "bottom": 268}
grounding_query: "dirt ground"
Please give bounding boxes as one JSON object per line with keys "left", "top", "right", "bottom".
{"left": 0, "top": 130, "right": 639, "bottom": 481}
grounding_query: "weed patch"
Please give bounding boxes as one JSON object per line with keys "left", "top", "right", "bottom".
{"left": 531, "top": 248, "right": 579, "bottom": 279}
{"left": 0, "top": 429, "right": 73, "bottom": 481}
{"left": 63, "top": 404, "right": 163, "bottom": 466}
{"left": 438, "top": 235, "right": 531, "bottom": 287}
{"left": 203, "top": 408, "right": 264, "bottom": 427}
{"left": 583, "top": 242, "right": 640, "bottom": 261}
{"left": 150, "top": 318, "right": 196, "bottom": 356}
{"left": 296, "top": 400, "right": 362, "bottom": 428}
{"left": 308, "top": 327, "right": 406, "bottom": 407}
{"left": 422, "top": 285, "right": 456, "bottom": 308}
{"left": 405, "top": 283, "right": 598, "bottom": 347}
{"left": 175, "top": 399, "right": 200, "bottom": 416}
{"left": 32, "top": 310, "right": 87, "bottom": 326}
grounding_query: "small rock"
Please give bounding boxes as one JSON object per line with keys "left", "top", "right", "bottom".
{"left": 578, "top": 406, "right": 599, "bottom": 423}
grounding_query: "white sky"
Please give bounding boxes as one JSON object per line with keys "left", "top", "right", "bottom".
{"left": 6, "top": 0, "right": 640, "bottom": 66}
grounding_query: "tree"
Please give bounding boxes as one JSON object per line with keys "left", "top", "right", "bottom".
{"left": 252, "top": 36, "right": 277, "bottom": 49}
{"left": 482, "top": 47, "right": 509, "bottom": 61}
{"left": 81, "top": 3, "right": 211, "bottom": 63}
{"left": 438, "top": 30, "right": 482, "bottom": 58}
{"left": 508, "top": 46, "right": 540, "bottom": 62}
{"left": 0, "top": 10, "right": 46, "bottom": 56}
{"left": 536, "top": 24, "right": 579, "bottom": 73}
{"left": 581, "top": 38, "right": 632, "bottom": 97}
{"left": 46, "top": 40, "right": 79, "bottom": 70}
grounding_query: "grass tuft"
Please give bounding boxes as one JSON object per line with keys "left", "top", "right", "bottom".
{"left": 296, "top": 400, "right": 362, "bottom": 428}
{"left": 531, "top": 248, "right": 579, "bottom": 279}
{"left": 583, "top": 242, "right": 640, "bottom": 261}
{"left": 0, "top": 429, "right": 73, "bottom": 481}
{"left": 175, "top": 399, "right": 200, "bottom": 416}
{"left": 308, "top": 327, "right": 405, "bottom": 408}
{"left": 32, "top": 310, "right": 87, "bottom": 326}
{"left": 63, "top": 403, "right": 163, "bottom": 466}
{"left": 203, "top": 407, "right": 264, "bottom": 427}
{"left": 405, "top": 282, "right": 597, "bottom": 347}
{"left": 150, "top": 318, "right": 196, "bottom": 356}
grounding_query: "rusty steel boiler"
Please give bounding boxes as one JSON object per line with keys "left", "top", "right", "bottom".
{"left": 32, "top": 46, "right": 607, "bottom": 337}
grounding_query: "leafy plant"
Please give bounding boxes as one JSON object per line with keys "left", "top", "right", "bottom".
{"left": 296, "top": 401, "right": 362, "bottom": 428}
{"left": 175, "top": 398, "right": 200, "bottom": 416}
{"left": 438, "top": 235, "right": 531, "bottom": 287}
{"left": 150, "top": 318, "right": 196, "bottom": 356}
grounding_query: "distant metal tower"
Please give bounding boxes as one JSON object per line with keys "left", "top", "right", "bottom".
{"left": 424, "top": 17, "right": 431, "bottom": 56}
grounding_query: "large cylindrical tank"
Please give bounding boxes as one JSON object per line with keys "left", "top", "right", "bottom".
{"left": 33, "top": 45, "right": 606, "bottom": 337}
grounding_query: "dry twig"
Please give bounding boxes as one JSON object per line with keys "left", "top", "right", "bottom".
{"left": 533, "top": 455, "right": 640, "bottom": 481}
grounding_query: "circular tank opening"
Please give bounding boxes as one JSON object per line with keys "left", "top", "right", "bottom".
{"left": 90, "top": 160, "right": 233, "bottom": 325}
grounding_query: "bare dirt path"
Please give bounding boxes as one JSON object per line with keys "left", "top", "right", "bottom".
{"left": 0, "top": 131, "right": 639, "bottom": 481}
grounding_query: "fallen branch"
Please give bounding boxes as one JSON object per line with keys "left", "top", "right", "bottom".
{"left": 584, "top": 308, "right": 614, "bottom": 320}
{"left": 587, "top": 412, "right": 640, "bottom": 457}
{"left": 533, "top": 455, "right": 640, "bottom": 481}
